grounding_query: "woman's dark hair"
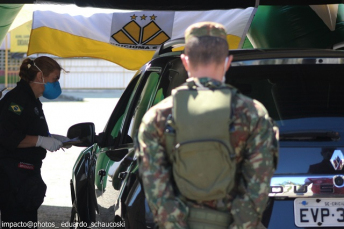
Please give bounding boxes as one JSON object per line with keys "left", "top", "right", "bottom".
{"left": 19, "top": 56, "right": 64, "bottom": 82}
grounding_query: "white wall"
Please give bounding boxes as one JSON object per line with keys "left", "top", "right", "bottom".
{"left": 57, "top": 58, "right": 136, "bottom": 89}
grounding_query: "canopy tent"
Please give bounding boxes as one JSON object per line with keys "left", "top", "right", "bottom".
{"left": 0, "top": 4, "right": 24, "bottom": 44}
{"left": 245, "top": 4, "right": 344, "bottom": 49}
{"left": 2, "top": 0, "right": 344, "bottom": 44}
{"left": 3, "top": 0, "right": 344, "bottom": 10}
{"left": 2, "top": 0, "right": 344, "bottom": 70}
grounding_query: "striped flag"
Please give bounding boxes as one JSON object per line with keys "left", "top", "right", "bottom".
{"left": 28, "top": 5, "right": 255, "bottom": 70}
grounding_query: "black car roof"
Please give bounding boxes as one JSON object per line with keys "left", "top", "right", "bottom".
{"left": 230, "top": 49, "right": 344, "bottom": 61}
{"left": 153, "top": 38, "right": 344, "bottom": 62}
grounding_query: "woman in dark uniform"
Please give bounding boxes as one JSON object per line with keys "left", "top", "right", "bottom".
{"left": 0, "top": 56, "right": 67, "bottom": 227}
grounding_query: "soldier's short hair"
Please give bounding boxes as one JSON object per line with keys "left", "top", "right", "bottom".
{"left": 184, "top": 22, "right": 229, "bottom": 68}
{"left": 185, "top": 36, "right": 228, "bottom": 68}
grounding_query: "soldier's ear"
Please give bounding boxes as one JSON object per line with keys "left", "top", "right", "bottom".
{"left": 226, "top": 55, "right": 233, "bottom": 71}
{"left": 181, "top": 54, "right": 189, "bottom": 72}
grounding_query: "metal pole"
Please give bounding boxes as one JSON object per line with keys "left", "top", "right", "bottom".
{"left": 4, "top": 33, "right": 8, "bottom": 88}
{"left": 122, "top": 68, "right": 124, "bottom": 88}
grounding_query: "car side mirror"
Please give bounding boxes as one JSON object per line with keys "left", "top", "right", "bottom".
{"left": 67, "top": 122, "right": 95, "bottom": 147}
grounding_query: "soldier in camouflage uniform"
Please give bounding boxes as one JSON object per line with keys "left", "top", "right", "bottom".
{"left": 136, "top": 22, "right": 279, "bottom": 229}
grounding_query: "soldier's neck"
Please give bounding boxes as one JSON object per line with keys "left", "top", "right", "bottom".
{"left": 188, "top": 63, "right": 224, "bottom": 82}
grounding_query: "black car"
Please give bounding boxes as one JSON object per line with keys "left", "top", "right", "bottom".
{"left": 67, "top": 38, "right": 344, "bottom": 229}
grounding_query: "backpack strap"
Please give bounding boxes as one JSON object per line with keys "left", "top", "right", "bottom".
{"left": 165, "top": 114, "right": 176, "bottom": 162}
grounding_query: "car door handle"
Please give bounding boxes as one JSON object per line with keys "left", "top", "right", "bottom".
{"left": 118, "top": 171, "right": 128, "bottom": 180}
{"left": 98, "top": 169, "right": 106, "bottom": 184}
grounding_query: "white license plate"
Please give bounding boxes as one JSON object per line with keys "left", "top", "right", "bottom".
{"left": 294, "top": 198, "right": 344, "bottom": 227}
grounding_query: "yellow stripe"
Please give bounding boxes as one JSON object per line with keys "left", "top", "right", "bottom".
{"left": 226, "top": 34, "right": 242, "bottom": 50}
{"left": 171, "top": 34, "right": 242, "bottom": 52}
{"left": 27, "top": 27, "right": 155, "bottom": 70}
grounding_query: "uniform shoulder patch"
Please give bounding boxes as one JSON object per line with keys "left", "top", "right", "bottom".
{"left": 8, "top": 102, "right": 24, "bottom": 115}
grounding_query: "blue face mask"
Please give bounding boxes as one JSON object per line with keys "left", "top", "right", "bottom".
{"left": 43, "top": 81, "right": 62, "bottom": 100}
{"left": 32, "top": 62, "right": 62, "bottom": 100}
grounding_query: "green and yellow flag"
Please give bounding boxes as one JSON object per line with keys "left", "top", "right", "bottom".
{"left": 9, "top": 102, "right": 23, "bottom": 115}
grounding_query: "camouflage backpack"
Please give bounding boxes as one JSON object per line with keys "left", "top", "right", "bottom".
{"left": 165, "top": 79, "right": 237, "bottom": 201}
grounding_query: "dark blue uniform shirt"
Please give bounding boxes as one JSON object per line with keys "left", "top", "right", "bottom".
{"left": 0, "top": 79, "right": 49, "bottom": 167}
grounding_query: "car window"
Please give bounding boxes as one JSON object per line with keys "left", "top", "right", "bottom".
{"left": 102, "top": 72, "right": 142, "bottom": 146}
{"left": 126, "top": 72, "right": 161, "bottom": 140}
{"left": 227, "top": 63, "right": 344, "bottom": 132}
{"left": 154, "top": 58, "right": 188, "bottom": 100}
{"left": 106, "top": 58, "right": 188, "bottom": 148}
{"left": 111, "top": 76, "right": 142, "bottom": 139}
{"left": 116, "top": 69, "right": 163, "bottom": 145}
{"left": 126, "top": 58, "right": 188, "bottom": 143}
{"left": 142, "top": 58, "right": 188, "bottom": 111}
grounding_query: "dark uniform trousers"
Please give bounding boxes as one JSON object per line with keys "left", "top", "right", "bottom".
{"left": 0, "top": 158, "right": 46, "bottom": 229}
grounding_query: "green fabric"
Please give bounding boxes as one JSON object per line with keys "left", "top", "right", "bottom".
{"left": 188, "top": 207, "right": 232, "bottom": 229}
{"left": 247, "top": 5, "right": 344, "bottom": 49}
{"left": 0, "top": 4, "right": 23, "bottom": 44}
{"left": 167, "top": 83, "right": 236, "bottom": 201}
{"left": 242, "top": 36, "right": 254, "bottom": 49}
{"left": 338, "top": 4, "right": 344, "bottom": 23}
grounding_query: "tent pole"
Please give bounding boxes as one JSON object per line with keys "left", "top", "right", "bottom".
{"left": 5, "top": 33, "right": 8, "bottom": 88}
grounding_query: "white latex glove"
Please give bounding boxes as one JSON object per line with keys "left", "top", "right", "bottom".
{"left": 51, "top": 134, "right": 72, "bottom": 149}
{"left": 36, "top": 136, "right": 63, "bottom": 152}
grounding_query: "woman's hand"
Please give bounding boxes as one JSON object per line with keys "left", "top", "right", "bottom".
{"left": 36, "top": 136, "right": 63, "bottom": 152}
{"left": 50, "top": 134, "right": 72, "bottom": 149}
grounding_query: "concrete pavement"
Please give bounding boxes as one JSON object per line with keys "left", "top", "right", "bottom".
{"left": 37, "top": 90, "right": 123, "bottom": 228}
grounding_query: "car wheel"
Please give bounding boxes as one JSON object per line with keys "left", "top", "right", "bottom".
{"left": 70, "top": 203, "right": 80, "bottom": 229}
{"left": 114, "top": 215, "right": 126, "bottom": 228}
{"left": 124, "top": 214, "right": 130, "bottom": 229}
